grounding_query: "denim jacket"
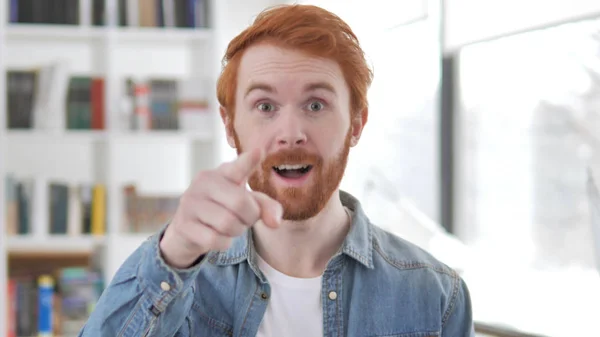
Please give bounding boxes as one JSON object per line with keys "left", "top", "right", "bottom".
{"left": 79, "top": 191, "right": 474, "bottom": 337}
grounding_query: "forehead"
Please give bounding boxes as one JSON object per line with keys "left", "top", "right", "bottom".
{"left": 237, "top": 43, "right": 346, "bottom": 91}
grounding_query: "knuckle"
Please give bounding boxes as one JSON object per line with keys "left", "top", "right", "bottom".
{"left": 231, "top": 192, "right": 248, "bottom": 211}
{"left": 248, "top": 201, "right": 261, "bottom": 222}
{"left": 241, "top": 197, "right": 260, "bottom": 224}
{"left": 200, "top": 226, "right": 218, "bottom": 245}
{"left": 217, "top": 213, "right": 238, "bottom": 234}
{"left": 193, "top": 170, "right": 216, "bottom": 186}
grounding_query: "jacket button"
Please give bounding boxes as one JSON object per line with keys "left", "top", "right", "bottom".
{"left": 328, "top": 291, "right": 337, "bottom": 300}
{"left": 160, "top": 282, "right": 171, "bottom": 291}
{"left": 261, "top": 292, "right": 269, "bottom": 300}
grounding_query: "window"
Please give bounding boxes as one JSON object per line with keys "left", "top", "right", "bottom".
{"left": 455, "top": 17, "right": 600, "bottom": 335}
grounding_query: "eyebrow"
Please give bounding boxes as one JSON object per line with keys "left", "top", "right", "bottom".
{"left": 304, "top": 82, "right": 337, "bottom": 96}
{"left": 244, "top": 83, "right": 276, "bottom": 98}
{"left": 244, "top": 81, "right": 337, "bottom": 98}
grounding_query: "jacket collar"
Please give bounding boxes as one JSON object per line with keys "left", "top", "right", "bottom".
{"left": 209, "top": 190, "right": 374, "bottom": 270}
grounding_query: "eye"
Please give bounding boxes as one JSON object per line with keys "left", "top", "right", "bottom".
{"left": 257, "top": 102, "right": 275, "bottom": 112}
{"left": 307, "top": 101, "right": 324, "bottom": 112}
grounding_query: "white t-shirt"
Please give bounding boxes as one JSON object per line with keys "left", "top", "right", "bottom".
{"left": 256, "top": 254, "right": 324, "bottom": 337}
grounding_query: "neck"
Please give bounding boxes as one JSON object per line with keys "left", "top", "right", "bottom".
{"left": 253, "top": 190, "right": 351, "bottom": 278}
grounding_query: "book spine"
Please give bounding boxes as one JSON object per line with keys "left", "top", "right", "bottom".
{"left": 7, "top": 280, "right": 17, "bottom": 337}
{"left": 38, "top": 275, "right": 54, "bottom": 337}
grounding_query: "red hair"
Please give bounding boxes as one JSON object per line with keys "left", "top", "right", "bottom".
{"left": 216, "top": 4, "right": 373, "bottom": 118}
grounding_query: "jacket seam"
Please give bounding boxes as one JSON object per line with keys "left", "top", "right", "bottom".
{"left": 117, "top": 292, "right": 150, "bottom": 337}
{"left": 323, "top": 283, "right": 329, "bottom": 333}
{"left": 337, "top": 270, "right": 343, "bottom": 337}
{"left": 239, "top": 282, "right": 260, "bottom": 336}
{"left": 216, "top": 255, "right": 247, "bottom": 264}
{"left": 141, "top": 316, "right": 157, "bottom": 337}
{"left": 186, "top": 316, "right": 193, "bottom": 337}
{"left": 373, "top": 240, "right": 460, "bottom": 336}
{"left": 441, "top": 274, "right": 460, "bottom": 329}
{"left": 373, "top": 241, "right": 456, "bottom": 277}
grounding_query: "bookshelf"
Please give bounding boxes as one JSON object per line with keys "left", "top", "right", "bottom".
{"left": 0, "top": 0, "right": 7, "bottom": 336}
{"left": 0, "top": 0, "right": 272, "bottom": 335}
{"left": 7, "top": 235, "right": 105, "bottom": 255}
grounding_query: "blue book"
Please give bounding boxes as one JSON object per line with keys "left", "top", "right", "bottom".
{"left": 38, "top": 275, "right": 54, "bottom": 337}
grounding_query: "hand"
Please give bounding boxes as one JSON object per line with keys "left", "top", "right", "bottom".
{"left": 159, "top": 148, "right": 282, "bottom": 269}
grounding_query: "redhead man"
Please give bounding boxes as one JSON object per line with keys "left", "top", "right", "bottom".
{"left": 80, "top": 4, "right": 474, "bottom": 337}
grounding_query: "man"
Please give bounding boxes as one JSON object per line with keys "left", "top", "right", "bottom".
{"left": 80, "top": 4, "right": 474, "bottom": 337}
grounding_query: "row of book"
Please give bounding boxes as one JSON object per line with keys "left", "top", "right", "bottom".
{"left": 9, "top": 0, "right": 80, "bottom": 25}
{"left": 4, "top": 175, "right": 180, "bottom": 235}
{"left": 123, "top": 184, "right": 180, "bottom": 233}
{"left": 112, "top": 0, "right": 210, "bottom": 28}
{"left": 5, "top": 175, "right": 107, "bottom": 236}
{"left": 7, "top": 267, "right": 104, "bottom": 337}
{"left": 6, "top": 63, "right": 213, "bottom": 132}
{"left": 123, "top": 77, "right": 212, "bottom": 131}
{"left": 6, "top": 64, "right": 104, "bottom": 131}
{"left": 9, "top": 0, "right": 210, "bottom": 29}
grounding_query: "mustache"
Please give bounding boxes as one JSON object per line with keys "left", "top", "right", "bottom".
{"left": 262, "top": 149, "right": 322, "bottom": 168}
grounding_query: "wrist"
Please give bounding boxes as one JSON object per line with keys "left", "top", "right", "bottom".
{"left": 159, "top": 228, "right": 206, "bottom": 269}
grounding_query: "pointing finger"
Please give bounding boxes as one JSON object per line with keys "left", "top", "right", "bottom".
{"left": 219, "top": 148, "right": 264, "bottom": 185}
{"left": 251, "top": 191, "right": 282, "bottom": 229}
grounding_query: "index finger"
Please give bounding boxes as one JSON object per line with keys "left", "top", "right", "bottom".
{"left": 219, "top": 148, "right": 264, "bottom": 184}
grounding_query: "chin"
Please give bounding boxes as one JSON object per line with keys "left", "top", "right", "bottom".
{"left": 272, "top": 186, "right": 332, "bottom": 221}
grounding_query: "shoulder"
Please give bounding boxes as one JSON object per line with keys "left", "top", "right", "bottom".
{"left": 365, "top": 222, "right": 473, "bottom": 329}
{"left": 369, "top": 222, "right": 459, "bottom": 281}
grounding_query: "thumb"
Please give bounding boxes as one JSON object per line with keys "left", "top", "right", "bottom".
{"left": 251, "top": 192, "right": 282, "bottom": 229}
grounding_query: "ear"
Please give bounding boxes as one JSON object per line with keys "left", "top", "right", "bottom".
{"left": 350, "top": 108, "right": 368, "bottom": 147}
{"left": 220, "top": 106, "right": 237, "bottom": 148}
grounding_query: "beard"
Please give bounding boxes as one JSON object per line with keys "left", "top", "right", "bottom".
{"left": 233, "top": 129, "right": 352, "bottom": 221}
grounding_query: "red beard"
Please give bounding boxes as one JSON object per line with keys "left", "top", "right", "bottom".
{"left": 234, "top": 130, "right": 351, "bottom": 220}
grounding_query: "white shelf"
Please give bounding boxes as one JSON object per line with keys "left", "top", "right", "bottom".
{"left": 6, "top": 130, "right": 108, "bottom": 143}
{"left": 6, "top": 24, "right": 212, "bottom": 44}
{"left": 111, "top": 130, "right": 214, "bottom": 142}
{"left": 6, "top": 130, "right": 214, "bottom": 143}
{"left": 115, "top": 27, "right": 212, "bottom": 43}
{"left": 6, "top": 24, "right": 106, "bottom": 40}
{"left": 7, "top": 235, "right": 106, "bottom": 255}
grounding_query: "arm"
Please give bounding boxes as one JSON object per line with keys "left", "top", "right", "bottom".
{"left": 78, "top": 228, "right": 206, "bottom": 337}
{"left": 442, "top": 276, "right": 475, "bottom": 337}
{"left": 77, "top": 150, "right": 281, "bottom": 336}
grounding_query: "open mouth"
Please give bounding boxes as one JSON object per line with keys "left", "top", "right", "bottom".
{"left": 273, "top": 164, "right": 313, "bottom": 179}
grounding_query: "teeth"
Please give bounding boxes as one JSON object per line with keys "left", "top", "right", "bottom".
{"left": 275, "top": 164, "right": 309, "bottom": 170}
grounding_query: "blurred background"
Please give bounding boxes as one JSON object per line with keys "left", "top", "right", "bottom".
{"left": 1, "top": 0, "right": 599, "bottom": 336}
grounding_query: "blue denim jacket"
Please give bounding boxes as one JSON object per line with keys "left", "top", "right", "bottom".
{"left": 79, "top": 191, "right": 474, "bottom": 337}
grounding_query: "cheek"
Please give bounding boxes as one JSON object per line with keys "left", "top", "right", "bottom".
{"left": 310, "top": 131, "right": 345, "bottom": 158}
{"left": 233, "top": 124, "right": 267, "bottom": 151}
{"left": 236, "top": 118, "right": 281, "bottom": 146}
{"left": 317, "top": 115, "right": 350, "bottom": 141}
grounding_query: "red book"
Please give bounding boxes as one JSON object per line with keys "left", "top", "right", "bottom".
{"left": 7, "top": 279, "right": 16, "bottom": 337}
{"left": 91, "top": 78, "right": 105, "bottom": 130}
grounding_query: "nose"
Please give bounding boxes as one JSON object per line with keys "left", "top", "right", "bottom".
{"left": 275, "top": 111, "right": 307, "bottom": 148}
